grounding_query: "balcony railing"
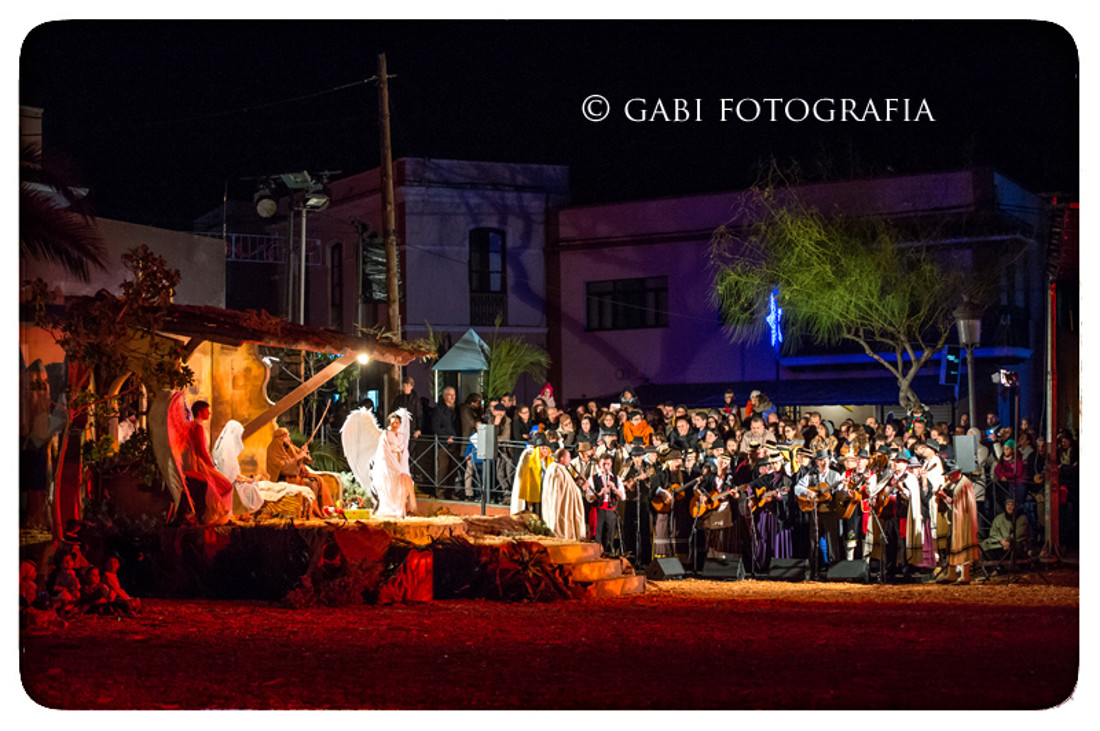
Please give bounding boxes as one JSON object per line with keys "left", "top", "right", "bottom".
{"left": 197, "top": 232, "right": 323, "bottom": 266}
{"left": 470, "top": 292, "right": 507, "bottom": 326}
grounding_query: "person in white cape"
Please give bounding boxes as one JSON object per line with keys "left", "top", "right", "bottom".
{"left": 342, "top": 407, "right": 416, "bottom": 519}
{"left": 540, "top": 447, "right": 587, "bottom": 540}
{"left": 212, "top": 420, "right": 322, "bottom": 519}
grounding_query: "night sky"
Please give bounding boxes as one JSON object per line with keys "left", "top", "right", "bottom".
{"left": 19, "top": 20, "right": 1079, "bottom": 231}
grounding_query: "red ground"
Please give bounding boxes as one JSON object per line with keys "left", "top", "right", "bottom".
{"left": 20, "top": 569, "right": 1078, "bottom": 711}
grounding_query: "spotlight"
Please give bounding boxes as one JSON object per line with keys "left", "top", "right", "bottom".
{"left": 303, "top": 182, "right": 331, "bottom": 212}
{"left": 254, "top": 187, "right": 278, "bottom": 218}
{"left": 357, "top": 353, "right": 370, "bottom": 364}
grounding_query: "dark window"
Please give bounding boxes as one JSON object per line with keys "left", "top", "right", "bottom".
{"left": 586, "top": 276, "right": 669, "bottom": 331}
{"left": 469, "top": 228, "right": 507, "bottom": 326}
{"left": 330, "top": 242, "right": 343, "bottom": 330}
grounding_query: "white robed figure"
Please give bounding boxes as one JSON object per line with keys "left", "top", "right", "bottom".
{"left": 212, "top": 420, "right": 320, "bottom": 517}
{"left": 343, "top": 407, "right": 416, "bottom": 519}
{"left": 540, "top": 452, "right": 587, "bottom": 540}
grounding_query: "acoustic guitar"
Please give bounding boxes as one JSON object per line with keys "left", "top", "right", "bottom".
{"left": 749, "top": 484, "right": 789, "bottom": 513}
{"left": 650, "top": 476, "right": 703, "bottom": 513}
{"left": 796, "top": 482, "right": 837, "bottom": 513}
{"left": 689, "top": 482, "right": 746, "bottom": 519}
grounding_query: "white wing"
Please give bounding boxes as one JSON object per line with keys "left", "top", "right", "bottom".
{"left": 213, "top": 420, "right": 244, "bottom": 484}
{"left": 341, "top": 407, "right": 382, "bottom": 494}
{"left": 393, "top": 407, "right": 411, "bottom": 445}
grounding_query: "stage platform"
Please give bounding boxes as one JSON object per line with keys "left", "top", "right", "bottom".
{"left": 114, "top": 513, "right": 646, "bottom": 605}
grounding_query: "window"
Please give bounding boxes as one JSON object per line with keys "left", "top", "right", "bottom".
{"left": 329, "top": 242, "right": 343, "bottom": 330}
{"left": 469, "top": 228, "right": 507, "bottom": 325}
{"left": 586, "top": 276, "right": 669, "bottom": 331}
{"left": 469, "top": 228, "right": 506, "bottom": 294}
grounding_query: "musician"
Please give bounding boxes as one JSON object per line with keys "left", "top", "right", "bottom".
{"left": 938, "top": 459, "right": 980, "bottom": 584}
{"left": 652, "top": 449, "right": 692, "bottom": 560}
{"left": 915, "top": 441, "right": 949, "bottom": 571}
{"left": 541, "top": 448, "right": 587, "bottom": 540}
{"left": 585, "top": 454, "right": 627, "bottom": 554}
{"left": 835, "top": 449, "right": 875, "bottom": 560}
{"left": 747, "top": 452, "right": 795, "bottom": 571}
{"left": 867, "top": 451, "right": 914, "bottom": 582}
{"left": 793, "top": 449, "right": 844, "bottom": 571}
{"left": 700, "top": 452, "right": 752, "bottom": 560}
{"left": 732, "top": 442, "right": 760, "bottom": 484}
{"left": 904, "top": 453, "right": 938, "bottom": 574}
{"left": 618, "top": 440, "right": 652, "bottom": 560}
{"left": 594, "top": 429, "right": 629, "bottom": 476}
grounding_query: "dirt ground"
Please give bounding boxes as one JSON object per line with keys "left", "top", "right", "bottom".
{"left": 20, "top": 566, "right": 1079, "bottom": 711}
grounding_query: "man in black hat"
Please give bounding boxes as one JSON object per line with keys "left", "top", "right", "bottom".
{"left": 621, "top": 439, "right": 654, "bottom": 563}
{"left": 866, "top": 450, "right": 914, "bottom": 582}
{"left": 652, "top": 449, "right": 692, "bottom": 559}
{"left": 595, "top": 427, "right": 628, "bottom": 476}
{"left": 794, "top": 448, "right": 844, "bottom": 571}
{"left": 746, "top": 451, "right": 795, "bottom": 571}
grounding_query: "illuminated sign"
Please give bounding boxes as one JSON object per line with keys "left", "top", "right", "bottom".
{"left": 767, "top": 287, "right": 783, "bottom": 350}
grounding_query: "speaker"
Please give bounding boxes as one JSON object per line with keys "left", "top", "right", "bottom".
{"left": 826, "top": 559, "right": 870, "bottom": 583}
{"left": 701, "top": 554, "right": 745, "bottom": 581}
{"left": 645, "top": 557, "right": 686, "bottom": 581}
{"left": 760, "top": 558, "right": 808, "bottom": 582}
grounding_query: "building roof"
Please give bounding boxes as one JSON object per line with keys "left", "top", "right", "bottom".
{"left": 64, "top": 295, "right": 435, "bottom": 366}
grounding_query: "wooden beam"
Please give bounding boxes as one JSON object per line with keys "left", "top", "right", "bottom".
{"left": 241, "top": 352, "right": 357, "bottom": 441}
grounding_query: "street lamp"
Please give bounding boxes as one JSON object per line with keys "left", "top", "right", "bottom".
{"left": 251, "top": 171, "right": 339, "bottom": 324}
{"left": 954, "top": 298, "right": 983, "bottom": 434}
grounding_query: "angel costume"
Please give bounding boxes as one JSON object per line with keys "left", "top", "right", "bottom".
{"left": 541, "top": 460, "right": 587, "bottom": 540}
{"left": 343, "top": 408, "right": 416, "bottom": 519}
{"left": 212, "top": 420, "right": 317, "bottom": 516}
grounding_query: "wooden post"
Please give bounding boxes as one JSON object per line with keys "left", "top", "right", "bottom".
{"left": 242, "top": 353, "right": 357, "bottom": 441}
{"left": 378, "top": 52, "right": 402, "bottom": 408}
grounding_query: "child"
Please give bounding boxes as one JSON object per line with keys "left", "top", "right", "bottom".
{"left": 46, "top": 552, "right": 81, "bottom": 617}
{"left": 79, "top": 566, "right": 113, "bottom": 614}
{"left": 102, "top": 554, "right": 141, "bottom": 614}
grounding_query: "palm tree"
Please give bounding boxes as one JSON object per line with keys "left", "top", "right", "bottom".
{"left": 20, "top": 143, "right": 107, "bottom": 281}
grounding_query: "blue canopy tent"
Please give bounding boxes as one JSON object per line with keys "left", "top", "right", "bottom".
{"left": 430, "top": 329, "right": 491, "bottom": 401}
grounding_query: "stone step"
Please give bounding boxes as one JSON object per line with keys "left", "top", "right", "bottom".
{"left": 560, "top": 558, "right": 623, "bottom": 583}
{"left": 572, "top": 573, "right": 647, "bottom": 599}
{"left": 545, "top": 541, "right": 603, "bottom": 565}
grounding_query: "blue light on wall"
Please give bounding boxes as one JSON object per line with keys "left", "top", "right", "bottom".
{"left": 767, "top": 287, "right": 783, "bottom": 350}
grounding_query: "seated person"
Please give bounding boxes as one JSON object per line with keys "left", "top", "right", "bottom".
{"left": 46, "top": 552, "right": 81, "bottom": 617}
{"left": 79, "top": 566, "right": 113, "bottom": 614}
{"left": 980, "top": 497, "right": 1030, "bottom": 561}
{"left": 267, "top": 427, "right": 337, "bottom": 511}
{"left": 214, "top": 421, "right": 323, "bottom": 519}
{"left": 102, "top": 554, "right": 141, "bottom": 614}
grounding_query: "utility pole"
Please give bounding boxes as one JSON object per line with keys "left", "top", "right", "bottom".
{"left": 378, "top": 52, "right": 401, "bottom": 409}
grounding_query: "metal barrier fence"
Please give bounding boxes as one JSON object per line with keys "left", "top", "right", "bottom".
{"left": 406, "top": 435, "right": 529, "bottom": 509}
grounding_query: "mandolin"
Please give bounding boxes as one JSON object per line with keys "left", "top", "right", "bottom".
{"left": 837, "top": 473, "right": 868, "bottom": 519}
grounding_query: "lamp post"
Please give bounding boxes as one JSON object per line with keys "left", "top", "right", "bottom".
{"left": 254, "top": 172, "right": 332, "bottom": 325}
{"left": 954, "top": 299, "right": 983, "bottom": 435}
